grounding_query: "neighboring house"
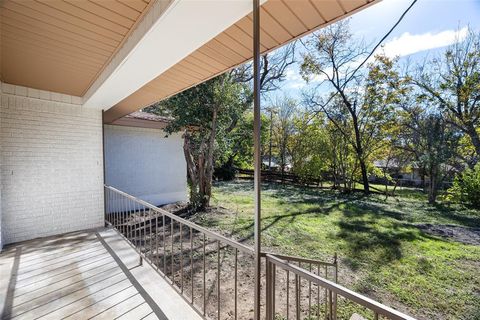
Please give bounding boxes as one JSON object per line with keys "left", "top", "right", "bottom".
{"left": 373, "top": 159, "right": 423, "bottom": 182}
{"left": 373, "top": 159, "right": 455, "bottom": 187}
{"left": 105, "top": 111, "right": 187, "bottom": 207}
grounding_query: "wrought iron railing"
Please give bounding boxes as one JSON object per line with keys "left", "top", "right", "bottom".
{"left": 265, "top": 254, "right": 416, "bottom": 320}
{"left": 105, "top": 185, "right": 256, "bottom": 319}
{"left": 104, "top": 185, "right": 415, "bottom": 320}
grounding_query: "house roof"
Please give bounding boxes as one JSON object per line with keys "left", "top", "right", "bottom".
{"left": 109, "top": 111, "right": 172, "bottom": 130}
{"left": 103, "top": 0, "right": 379, "bottom": 123}
{"left": 125, "top": 111, "right": 172, "bottom": 123}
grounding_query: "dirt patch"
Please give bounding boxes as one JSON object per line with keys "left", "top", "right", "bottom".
{"left": 417, "top": 223, "right": 480, "bottom": 245}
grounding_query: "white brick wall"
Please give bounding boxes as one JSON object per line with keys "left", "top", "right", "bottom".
{"left": 104, "top": 125, "right": 187, "bottom": 208}
{"left": 0, "top": 83, "right": 104, "bottom": 245}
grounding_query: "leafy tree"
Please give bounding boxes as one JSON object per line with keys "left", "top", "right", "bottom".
{"left": 231, "top": 43, "right": 296, "bottom": 94}
{"left": 411, "top": 27, "right": 480, "bottom": 166}
{"left": 147, "top": 74, "right": 250, "bottom": 209}
{"left": 398, "top": 105, "right": 459, "bottom": 204}
{"left": 147, "top": 45, "right": 296, "bottom": 208}
{"left": 270, "top": 96, "right": 298, "bottom": 176}
{"left": 301, "top": 20, "right": 400, "bottom": 194}
{"left": 447, "top": 163, "right": 480, "bottom": 208}
{"left": 288, "top": 113, "right": 330, "bottom": 182}
{"left": 217, "top": 111, "right": 270, "bottom": 172}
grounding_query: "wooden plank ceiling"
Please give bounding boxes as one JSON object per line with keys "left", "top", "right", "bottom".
{"left": 104, "top": 0, "right": 378, "bottom": 123}
{"left": 0, "top": 0, "right": 155, "bottom": 97}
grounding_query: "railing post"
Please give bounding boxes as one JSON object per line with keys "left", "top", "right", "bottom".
{"left": 266, "top": 260, "right": 272, "bottom": 320}
{"left": 333, "top": 253, "right": 338, "bottom": 319}
{"left": 295, "top": 274, "right": 300, "bottom": 319}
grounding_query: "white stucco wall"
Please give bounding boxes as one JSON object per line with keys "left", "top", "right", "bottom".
{"left": 104, "top": 125, "right": 187, "bottom": 208}
{"left": 0, "top": 83, "right": 104, "bottom": 246}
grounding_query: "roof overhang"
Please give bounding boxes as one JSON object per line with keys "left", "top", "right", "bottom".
{"left": 102, "top": 0, "right": 379, "bottom": 123}
{"left": 0, "top": 0, "right": 380, "bottom": 120}
{"left": 83, "top": 0, "right": 258, "bottom": 110}
{"left": 108, "top": 116, "right": 169, "bottom": 130}
{"left": 0, "top": 0, "right": 159, "bottom": 97}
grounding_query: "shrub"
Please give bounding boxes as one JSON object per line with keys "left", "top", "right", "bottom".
{"left": 447, "top": 164, "right": 480, "bottom": 208}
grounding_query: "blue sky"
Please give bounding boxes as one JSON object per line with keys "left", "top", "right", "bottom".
{"left": 273, "top": 0, "right": 480, "bottom": 102}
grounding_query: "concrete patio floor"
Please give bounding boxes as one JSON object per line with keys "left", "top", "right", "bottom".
{"left": 0, "top": 228, "right": 201, "bottom": 320}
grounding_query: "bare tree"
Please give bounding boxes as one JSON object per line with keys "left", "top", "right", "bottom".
{"left": 231, "top": 42, "right": 296, "bottom": 94}
{"left": 411, "top": 27, "right": 480, "bottom": 166}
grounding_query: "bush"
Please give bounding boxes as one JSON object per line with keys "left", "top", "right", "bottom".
{"left": 447, "top": 164, "right": 480, "bottom": 208}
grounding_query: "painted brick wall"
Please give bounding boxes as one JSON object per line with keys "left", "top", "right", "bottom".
{"left": 0, "top": 83, "right": 104, "bottom": 245}
{"left": 104, "top": 124, "right": 187, "bottom": 208}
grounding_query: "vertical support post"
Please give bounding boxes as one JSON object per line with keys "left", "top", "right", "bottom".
{"left": 102, "top": 111, "right": 107, "bottom": 225}
{"left": 252, "top": 0, "right": 262, "bottom": 318}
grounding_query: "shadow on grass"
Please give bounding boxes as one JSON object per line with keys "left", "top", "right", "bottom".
{"left": 213, "top": 180, "right": 479, "bottom": 269}
{"left": 336, "top": 215, "right": 419, "bottom": 270}
{"left": 231, "top": 199, "right": 350, "bottom": 244}
{"left": 430, "top": 203, "right": 480, "bottom": 228}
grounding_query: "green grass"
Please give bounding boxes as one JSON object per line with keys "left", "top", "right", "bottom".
{"left": 194, "top": 180, "right": 480, "bottom": 320}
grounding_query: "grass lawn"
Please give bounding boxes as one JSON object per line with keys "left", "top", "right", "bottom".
{"left": 192, "top": 180, "right": 480, "bottom": 320}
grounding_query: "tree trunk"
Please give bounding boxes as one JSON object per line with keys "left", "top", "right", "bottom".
{"left": 202, "top": 106, "right": 218, "bottom": 208}
{"left": 198, "top": 141, "right": 206, "bottom": 207}
{"left": 183, "top": 133, "right": 199, "bottom": 205}
{"left": 428, "top": 167, "right": 438, "bottom": 204}
{"left": 352, "top": 113, "right": 370, "bottom": 194}
{"left": 358, "top": 158, "right": 370, "bottom": 194}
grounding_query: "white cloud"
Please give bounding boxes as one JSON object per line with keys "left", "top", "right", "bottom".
{"left": 381, "top": 27, "right": 468, "bottom": 58}
{"left": 285, "top": 68, "right": 306, "bottom": 89}
{"left": 284, "top": 67, "right": 328, "bottom": 89}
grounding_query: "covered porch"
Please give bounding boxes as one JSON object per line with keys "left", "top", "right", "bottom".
{"left": 1, "top": 0, "right": 417, "bottom": 319}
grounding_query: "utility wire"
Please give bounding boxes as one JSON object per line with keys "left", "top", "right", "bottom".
{"left": 306, "top": 0, "right": 419, "bottom": 123}
{"left": 346, "top": 0, "right": 419, "bottom": 83}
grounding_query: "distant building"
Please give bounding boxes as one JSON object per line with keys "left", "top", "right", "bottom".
{"left": 372, "top": 159, "right": 455, "bottom": 188}
{"left": 373, "top": 159, "right": 422, "bottom": 183}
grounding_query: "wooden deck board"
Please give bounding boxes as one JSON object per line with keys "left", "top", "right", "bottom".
{"left": 0, "top": 229, "right": 201, "bottom": 320}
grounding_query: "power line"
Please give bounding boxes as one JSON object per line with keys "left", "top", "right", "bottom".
{"left": 346, "top": 0, "right": 419, "bottom": 83}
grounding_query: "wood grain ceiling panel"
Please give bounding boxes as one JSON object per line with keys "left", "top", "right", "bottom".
{"left": 63, "top": 0, "right": 135, "bottom": 29}
{"left": 262, "top": 1, "right": 307, "bottom": 36}
{"left": 3, "top": 1, "right": 121, "bottom": 47}
{"left": 105, "top": 0, "right": 378, "bottom": 123}
{"left": 310, "top": 0, "right": 345, "bottom": 21}
{"left": 283, "top": 1, "right": 325, "bottom": 29}
{"left": 2, "top": 10, "right": 116, "bottom": 54}
{"left": 1, "top": 0, "right": 155, "bottom": 96}
{"left": 3, "top": 49, "right": 96, "bottom": 94}
{"left": 89, "top": 0, "right": 142, "bottom": 21}
{"left": 118, "top": 0, "right": 149, "bottom": 12}
{"left": 2, "top": 24, "right": 108, "bottom": 66}
{"left": 2, "top": 34, "right": 103, "bottom": 71}
{"left": 35, "top": 0, "right": 129, "bottom": 35}
{"left": 14, "top": 0, "right": 124, "bottom": 42}
{"left": 338, "top": 0, "right": 369, "bottom": 12}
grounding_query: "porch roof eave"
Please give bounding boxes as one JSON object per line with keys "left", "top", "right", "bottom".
{"left": 98, "top": 0, "right": 381, "bottom": 123}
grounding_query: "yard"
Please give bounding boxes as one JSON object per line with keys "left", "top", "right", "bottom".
{"left": 191, "top": 180, "right": 480, "bottom": 320}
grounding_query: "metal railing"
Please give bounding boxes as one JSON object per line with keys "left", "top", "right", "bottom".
{"left": 265, "top": 254, "right": 416, "bottom": 320}
{"left": 264, "top": 253, "right": 338, "bottom": 320}
{"left": 105, "top": 185, "right": 256, "bottom": 319}
{"left": 104, "top": 185, "right": 415, "bottom": 320}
